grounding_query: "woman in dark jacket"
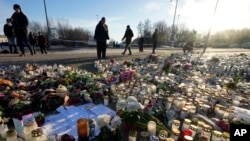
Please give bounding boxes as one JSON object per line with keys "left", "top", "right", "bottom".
{"left": 94, "top": 17, "right": 109, "bottom": 60}
{"left": 3, "top": 18, "right": 18, "bottom": 53}
{"left": 11, "top": 4, "right": 34, "bottom": 56}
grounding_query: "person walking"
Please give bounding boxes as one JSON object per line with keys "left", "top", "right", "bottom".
{"left": 29, "top": 31, "right": 37, "bottom": 54}
{"left": 94, "top": 17, "right": 110, "bottom": 60}
{"left": 121, "top": 25, "right": 134, "bottom": 55}
{"left": 3, "top": 18, "right": 18, "bottom": 54}
{"left": 138, "top": 37, "right": 144, "bottom": 52}
{"left": 11, "top": 4, "right": 34, "bottom": 57}
{"left": 37, "top": 32, "right": 47, "bottom": 54}
{"left": 152, "top": 29, "right": 158, "bottom": 54}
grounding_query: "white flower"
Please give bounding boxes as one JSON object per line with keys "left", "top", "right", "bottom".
{"left": 126, "top": 102, "right": 140, "bottom": 112}
{"left": 111, "top": 116, "right": 121, "bottom": 129}
{"left": 96, "top": 114, "right": 111, "bottom": 128}
{"left": 127, "top": 96, "right": 138, "bottom": 103}
{"left": 116, "top": 99, "right": 127, "bottom": 110}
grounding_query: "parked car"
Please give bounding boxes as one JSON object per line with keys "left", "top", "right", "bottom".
{"left": 87, "top": 37, "right": 96, "bottom": 47}
{"left": 118, "top": 42, "right": 126, "bottom": 48}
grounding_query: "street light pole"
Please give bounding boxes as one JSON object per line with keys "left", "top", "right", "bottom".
{"left": 170, "top": 0, "right": 179, "bottom": 42}
{"left": 44, "top": 0, "right": 50, "bottom": 48}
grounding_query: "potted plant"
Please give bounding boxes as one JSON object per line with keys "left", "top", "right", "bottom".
{"left": 96, "top": 114, "right": 112, "bottom": 141}
{"left": 117, "top": 96, "right": 141, "bottom": 131}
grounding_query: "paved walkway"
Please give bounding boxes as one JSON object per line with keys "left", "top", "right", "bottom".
{"left": 1, "top": 46, "right": 249, "bottom": 72}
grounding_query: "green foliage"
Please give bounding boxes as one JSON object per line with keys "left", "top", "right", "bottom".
{"left": 118, "top": 110, "right": 140, "bottom": 124}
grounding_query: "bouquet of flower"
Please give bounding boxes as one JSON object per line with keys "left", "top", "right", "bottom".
{"left": 96, "top": 114, "right": 112, "bottom": 141}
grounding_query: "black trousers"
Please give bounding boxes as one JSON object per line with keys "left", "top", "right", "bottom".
{"left": 96, "top": 41, "right": 107, "bottom": 59}
{"left": 17, "top": 37, "right": 33, "bottom": 54}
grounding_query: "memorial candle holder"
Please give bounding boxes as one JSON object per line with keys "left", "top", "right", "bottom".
{"left": 77, "top": 118, "right": 89, "bottom": 141}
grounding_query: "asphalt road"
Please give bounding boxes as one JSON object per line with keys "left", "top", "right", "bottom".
{"left": 1, "top": 46, "right": 249, "bottom": 72}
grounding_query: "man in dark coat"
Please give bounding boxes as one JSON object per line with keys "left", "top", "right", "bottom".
{"left": 94, "top": 17, "right": 110, "bottom": 60}
{"left": 152, "top": 29, "right": 158, "bottom": 54}
{"left": 11, "top": 4, "right": 34, "bottom": 56}
{"left": 37, "top": 32, "right": 47, "bottom": 54}
{"left": 3, "top": 18, "right": 18, "bottom": 53}
{"left": 121, "top": 25, "right": 134, "bottom": 55}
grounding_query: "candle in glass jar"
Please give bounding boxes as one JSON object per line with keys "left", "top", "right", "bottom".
{"left": 128, "top": 130, "right": 137, "bottom": 141}
{"left": 189, "top": 124, "right": 198, "bottom": 138}
{"left": 31, "top": 128, "right": 48, "bottom": 141}
{"left": 103, "top": 96, "right": 109, "bottom": 105}
{"left": 170, "top": 128, "right": 180, "bottom": 141}
{"left": 158, "top": 130, "right": 168, "bottom": 141}
{"left": 0, "top": 124, "right": 8, "bottom": 138}
{"left": 6, "top": 129, "right": 17, "bottom": 141}
{"left": 180, "top": 108, "right": 189, "bottom": 119}
{"left": 166, "top": 97, "right": 173, "bottom": 110}
{"left": 201, "top": 124, "right": 212, "bottom": 141}
{"left": 77, "top": 118, "right": 89, "bottom": 140}
{"left": 221, "top": 132, "right": 230, "bottom": 141}
{"left": 183, "top": 135, "right": 193, "bottom": 141}
{"left": 211, "top": 130, "right": 222, "bottom": 141}
{"left": 172, "top": 120, "right": 180, "bottom": 130}
{"left": 182, "top": 119, "right": 191, "bottom": 131}
{"left": 23, "top": 121, "right": 38, "bottom": 140}
{"left": 197, "top": 121, "right": 205, "bottom": 134}
{"left": 148, "top": 121, "right": 157, "bottom": 136}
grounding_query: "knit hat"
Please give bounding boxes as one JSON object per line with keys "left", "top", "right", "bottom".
{"left": 13, "top": 4, "right": 21, "bottom": 10}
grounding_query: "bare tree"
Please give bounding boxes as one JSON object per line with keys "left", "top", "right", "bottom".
{"left": 137, "top": 21, "right": 143, "bottom": 37}
{"left": 153, "top": 20, "right": 170, "bottom": 44}
{"left": 29, "top": 21, "right": 45, "bottom": 33}
{"left": 143, "top": 19, "right": 152, "bottom": 39}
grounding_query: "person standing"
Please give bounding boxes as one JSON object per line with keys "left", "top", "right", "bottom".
{"left": 121, "top": 25, "right": 134, "bottom": 55}
{"left": 11, "top": 4, "right": 34, "bottom": 57}
{"left": 152, "top": 29, "right": 158, "bottom": 54}
{"left": 94, "top": 17, "right": 110, "bottom": 60}
{"left": 138, "top": 37, "right": 144, "bottom": 52}
{"left": 29, "top": 32, "right": 37, "bottom": 54}
{"left": 3, "top": 18, "right": 18, "bottom": 54}
{"left": 37, "top": 32, "right": 47, "bottom": 54}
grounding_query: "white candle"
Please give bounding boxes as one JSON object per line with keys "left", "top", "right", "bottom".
{"left": 104, "top": 96, "right": 109, "bottom": 106}
{"left": 128, "top": 130, "right": 137, "bottom": 141}
{"left": 148, "top": 121, "right": 156, "bottom": 136}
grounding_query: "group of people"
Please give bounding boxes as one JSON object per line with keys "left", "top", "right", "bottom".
{"left": 3, "top": 4, "right": 48, "bottom": 56}
{"left": 94, "top": 17, "right": 158, "bottom": 60}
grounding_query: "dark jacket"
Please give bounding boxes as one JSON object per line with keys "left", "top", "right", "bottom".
{"left": 122, "top": 28, "right": 134, "bottom": 44}
{"left": 152, "top": 31, "right": 158, "bottom": 44}
{"left": 11, "top": 11, "right": 29, "bottom": 38}
{"left": 38, "top": 34, "right": 47, "bottom": 46}
{"left": 3, "top": 24, "right": 15, "bottom": 37}
{"left": 94, "top": 22, "right": 109, "bottom": 42}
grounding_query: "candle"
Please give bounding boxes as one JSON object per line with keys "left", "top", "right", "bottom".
{"left": 211, "top": 130, "right": 222, "bottom": 141}
{"left": 189, "top": 124, "right": 198, "bottom": 138}
{"left": 0, "top": 124, "right": 8, "bottom": 138}
{"left": 180, "top": 108, "right": 189, "bottom": 119}
{"left": 6, "top": 129, "right": 17, "bottom": 141}
{"left": 201, "top": 124, "right": 212, "bottom": 141}
{"left": 147, "top": 121, "right": 157, "bottom": 136}
{"left": 158, "top": 130, "right": 168, "bottom": 141}
{"left": 172, "top": 120, "right": 180, "bottom": 130}
{"left": 77, "top": 118, "right": 89, "bottom": 140}
{"left": 31, "top": 128, "right": 48, "bottom": 141}
{"left": 170, "top": 128, "right": 180, "bottom": 141}
{"left": 104, "top": 96, "right": 109, "bottom": 106}
{"left": 128, "top": 130, "right": 137, "bottom": 141}
{"left": 183, "top": 135, "right": 193, "bottom": 141}
{"left": 23, "top": 121, "right": 37, "bottom": 140}
{"left": 182, "top": 119, "right": 191, "bottom": 131}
